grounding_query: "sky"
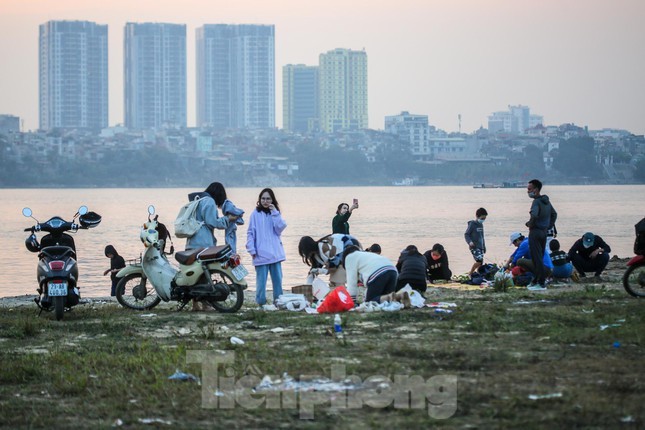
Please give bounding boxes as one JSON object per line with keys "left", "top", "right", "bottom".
{"left": 0, "top": 0, "right": 644, "bottom": 134}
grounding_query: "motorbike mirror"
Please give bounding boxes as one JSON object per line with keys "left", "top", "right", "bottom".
{"left": 148, "top": 205, "right": 155, "bottom": 215}
{"left": 78, "top": 206, "right": 88, "bottom": 216}
{"left": 22, "top": 207, "right": 32, "bottom": 218}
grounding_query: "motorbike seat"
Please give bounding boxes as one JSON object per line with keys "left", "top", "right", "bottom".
{"left": 175, "top": 248, "right": 204, "bottom": 265}
{"left": 174, "top": 244, "right": 232, "bottom": 265}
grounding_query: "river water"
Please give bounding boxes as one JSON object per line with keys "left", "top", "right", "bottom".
{"left": 2, "top": 185, "right": 643, "bottom": 298}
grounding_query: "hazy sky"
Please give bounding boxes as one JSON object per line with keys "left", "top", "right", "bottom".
{"left": 1, "top": 0, "right": 643, "bottom": 134}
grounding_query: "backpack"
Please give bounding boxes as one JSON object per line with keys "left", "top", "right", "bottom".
{"left": 174, "top": 198, "right": 204, "bottom": 238}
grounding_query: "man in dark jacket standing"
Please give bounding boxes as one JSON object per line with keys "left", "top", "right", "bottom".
{"left": 525, "top": 179, "right": 557, "bottom": 291}
{"left": 568, "top": 232, "right": 611, "bottom": 280}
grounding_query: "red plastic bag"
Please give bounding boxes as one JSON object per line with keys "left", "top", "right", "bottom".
{"left": 317, "top": 285, "right": 355, "bottom": 313}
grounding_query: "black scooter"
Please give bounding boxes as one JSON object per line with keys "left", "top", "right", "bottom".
{"left": 22, "top": 206, "right": 101, "bottom": 320}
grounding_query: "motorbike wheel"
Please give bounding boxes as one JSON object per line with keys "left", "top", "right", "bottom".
{"left": 116, "top": 274, "right": 161, "bottom": 310}
{"left": 205, "top": 270, "right": 244, "bottom": 313}
{"left": 54, "top": 296, "right": 65, "bottom": 321}
{"left": 623, "top": 262, "right": 645, "bottom": 298}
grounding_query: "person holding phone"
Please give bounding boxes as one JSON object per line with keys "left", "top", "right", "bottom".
{"left": 332, "top": 199, "right": 358, "bottom": 234}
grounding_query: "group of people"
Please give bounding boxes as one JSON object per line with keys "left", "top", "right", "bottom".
{"left": 103, "top": 178, "right": 617, "bottom": 309}
{"left": 467, "top": 179, "right": 612, "bottom": 290}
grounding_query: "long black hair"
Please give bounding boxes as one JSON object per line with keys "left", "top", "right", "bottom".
{"left": 256, "top": 188, "right": 280, "bottom": 213}
{"left": 336, "top": 203, "right": 349, "bottom": 215}
{"left": 298, "top": 236, "right": 322, "bottom": 268}
{"left": 205, "top": 182, "right": 227, "bottom": 207}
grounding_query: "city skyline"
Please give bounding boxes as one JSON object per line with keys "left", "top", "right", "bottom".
{"left": 1, "top": 0, "right": 644, "bottom": 134}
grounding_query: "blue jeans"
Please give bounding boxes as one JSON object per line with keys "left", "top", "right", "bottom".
{"left": 255, "top": 262, "right": 283, "bottom": 305}
{"left": 552, "top": 263, "right": 573, "bottom": 279}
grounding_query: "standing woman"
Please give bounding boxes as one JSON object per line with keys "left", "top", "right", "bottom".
{"left": 246, "top": 188, "right": 287, "bottom": 305}
{"left": 332, "top": 201, "right": 358, "bottom": 234}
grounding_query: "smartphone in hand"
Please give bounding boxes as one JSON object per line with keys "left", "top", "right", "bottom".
{"left": 352, "top": 198, "right": 358, "bottom": 207}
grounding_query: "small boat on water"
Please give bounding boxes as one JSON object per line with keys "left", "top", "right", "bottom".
{"left": 473, "top": 183, "right": 500, "bottom": 189}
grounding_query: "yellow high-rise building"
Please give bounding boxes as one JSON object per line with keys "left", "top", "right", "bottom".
{"left": 318, "top": 48, "right": 368, "bottom": 133}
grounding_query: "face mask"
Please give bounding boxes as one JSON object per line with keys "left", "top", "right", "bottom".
{"left": 478, "top": 218, "right": 485, "bottom": 223}
{"left": 431, "top": 253, "right": 441, "bottom": 261}
{"left": 528, "top": 192, "right": 536, "bottom": 198}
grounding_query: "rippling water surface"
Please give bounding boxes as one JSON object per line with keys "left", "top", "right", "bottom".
{"left": 2, "top": 185, "right": 643, "bottom": 297}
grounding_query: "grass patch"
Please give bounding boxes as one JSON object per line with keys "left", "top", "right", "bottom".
{"left": 0, "top": 285, "right": 644, "bottom": 428}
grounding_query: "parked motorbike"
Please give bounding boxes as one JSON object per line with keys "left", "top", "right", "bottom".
{"left": 116, "top": 205, "right": 247, "bottom": 312}
{"left": 623, "top": 255, "right": 645, "bottom": 298}
{"left": 623, "top": 218, "right": 645, "bottom": 298}
{"left": 22, "top": 205, "right": 102, "bottom": 320}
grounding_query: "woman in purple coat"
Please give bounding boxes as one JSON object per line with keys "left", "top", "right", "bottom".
{"left": 246, "top": 188, "right": 287, "bottom": 305}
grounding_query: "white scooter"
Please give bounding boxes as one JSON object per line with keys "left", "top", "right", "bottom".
{"left": 116, "top": 205, "right": 247, "bottom": 312}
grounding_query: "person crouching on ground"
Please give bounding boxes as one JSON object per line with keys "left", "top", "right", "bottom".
{"left": 342, "top": 245, "right": 410, "bottom": 307}
{"left": 549, "top": 239, "right": 573, "bottom": 279}
{"left": 424, "top": 243, "right": 453, "bottom": 283}
{"left": 568, "top": 232, "right": 611, "bottom": 281}
{"left": 298, "top": 233, "right": 361, "bottom": 287}
{"left": 104, "top": 245, "right": 125, "bottom": 297}
{"left": 396, "top": 245, "right": 428, "bottom": 293}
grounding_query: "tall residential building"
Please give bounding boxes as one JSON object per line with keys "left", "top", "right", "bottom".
{"left": 282, "top": 64, "right": 319, "bottom": 133}
{"left": 124, "top": 23, "right": 187, "bottom": 130}
{"left": 196, "top": 24, "right": 275, "bottom": 129}
{"left": 488, "top": 105, "right": 543, "bottom": 134}
{"left": 318, "top": 48, "right": 368, "bottom": 133}
{"left": 39, "top": 20, "right": 108, "bottom": 131}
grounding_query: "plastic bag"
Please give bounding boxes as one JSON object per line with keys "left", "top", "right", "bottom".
{"left": 312, "top": 277, "right": 330, "bottom": 300}
{"left": 317, "top": 286, "right": 355, "bottom": 313}
{"left": 398, "top": 284, "right": 425, "bottom": 308}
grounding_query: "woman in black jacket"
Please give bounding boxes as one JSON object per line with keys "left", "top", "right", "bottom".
{"left": 396, "top": 245, "right": 428, "bottom": 293}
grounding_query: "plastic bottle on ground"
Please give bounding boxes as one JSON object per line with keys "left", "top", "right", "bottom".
{"left": 333, "top": 314, "right": 343, "bottom": 339}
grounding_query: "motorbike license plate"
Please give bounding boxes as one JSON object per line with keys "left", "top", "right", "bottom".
{"left": 48, "top": 281, "right": 68, "bottom": 296}
{"left": 231, "top": 264, "right": 249, "bottom": 281}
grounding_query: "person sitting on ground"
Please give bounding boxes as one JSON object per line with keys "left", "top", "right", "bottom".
{"left": 549, "top": 239, "right": 573, "bottom": 279}
{"left": 342, "top": 245, "right": 410, "bottom": 307}
{"left": 510, "top": 234, "right": 554, "bottom": 290}
{"left": 568, "top": 232, "right": 611, "bottom": 280}
{"left": 395, "top": 245, "right": 428, "bottom": 293}
{"left": 424, "top": 243, "right": 452, "bottom": 283}
{"left": 366, "top": 243, "right": 381, "bottom": 254}
{"left": 298, "top": 234, "right": 361, "bottom": 287}
{"left": 464, "top": 207, "right": 487, "bottom": 276}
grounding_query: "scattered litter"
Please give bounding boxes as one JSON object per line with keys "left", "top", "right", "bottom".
{"left": 230, "top": 336, "right": 245, "bottom": 345}
{"left": 175, "top": 328, "right": 191, "bottom": 336}
{"left": 379, "top": 301, "right": 403, "bottom": 312}
{"left": 513, "top": 300, "right": 552, "bottom": 305}
{"left": 220, "top": 325, "right": 230, "bottom": 332}
{"left": 613, "top": 341, "right": 621, "bottom": 348}
{"left": 254, "top": 372, "right": 360, "bottom": 393}
{"left": 270, "top": 327, "right": 286, "bottom": 333}
{"left": 434, "top": 308, "right": 454, "bottom": 314}
{"left": 89, "top": 374, "right": 99, "bottom": 379}
{"left": 112, "top": 418, "right": 124, "bottom": 427}
{"left": 140, "top": 313, "right": 156, "bottom": 318}
{"left": 214, "top": 390, "right": 225, "bottom": 397}
{"left": 168, "top": 369, "right": 200, "bottom": 383}
{"left": 600, "top": 324, "right": 621, "bottom": 331}
{"left": 620, "top": 416, "right": 635, "bottom": 423}
{"left": 582, "top": 309, "right": 594, "bottom": 313}
{"left": 353, "top": 301, "right": 381, "bottom": 313}
{"left": 275, "top": 293, "right": 308, "bottom": 311}
{"left": 528, "top": 392, "right": 563, "bottom": 400}
{"left": 304, "top": 307, "right": 319, "bottom": 314}
{"left": 138, "top": 418, "right": 172, "bottom": 425}
{"left": 426, "top": 302, "right": 458, "bottom": 308}
{"left": 616, "top": 319, "right": 626, "bottom": 323}
{"left": 261, "top": 304, "right": 278, "bottom": 311}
